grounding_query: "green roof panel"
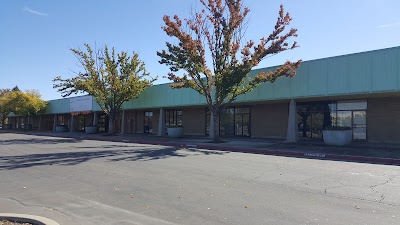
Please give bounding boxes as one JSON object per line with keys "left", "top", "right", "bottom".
{"left": 44, "top": 46, "right": 400, "bottom": 113}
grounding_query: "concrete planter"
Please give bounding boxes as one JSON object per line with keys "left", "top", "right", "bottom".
{"left": 55, "top": 125, "right": 68, "bottom": 132}
{"left": 0, "top": 213, "right": 60, "bottom": 225}
{"left": 323, "top": 130, "right": 352, "bottom": 146}
{"left": 3, "top": 124, "right": 12, "bottom": 130}
{"left": 167, "top": 127, "right": 184, "bottom": 138}
{"left": 85, "top": 126, "right": 98, "bottom": 134}
{"left": 24, "top": 124, "right": 33, "bottom": 131}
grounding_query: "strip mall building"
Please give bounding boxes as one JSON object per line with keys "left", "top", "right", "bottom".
{"left": 8, "top": 47, "right": 400, "bottom": 143}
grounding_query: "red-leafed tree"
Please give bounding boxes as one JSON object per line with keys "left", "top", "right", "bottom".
{"left": 157, "top": 0, "right": 301, "bottom": 142}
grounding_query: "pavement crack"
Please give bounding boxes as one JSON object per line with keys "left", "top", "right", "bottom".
{"left": 6, "top": 197, "right": 71, "bottom": 217}
{"left": 370, "top": 175, "right": 398, "bottom": 192}
{"left": 378, "top": 194, "right": 386, "bottom": 203}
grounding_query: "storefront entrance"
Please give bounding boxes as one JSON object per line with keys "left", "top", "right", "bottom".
{"left": 97, "top": 113, "right": 108, "bottom": 132}
{"left": 352, "top": 111, "right": 367, "bottom": 140}
{"left": 144, "top": 111, "right": 153, "bottom": 133}
{"left": 206, "top": 107, "right": 251, "bottom": 137}
{"left": 77, "top": 115, "right": 85, "bottom": 131}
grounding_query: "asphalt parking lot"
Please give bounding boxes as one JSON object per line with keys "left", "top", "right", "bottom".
{"left": 0, "top": 133, "right": 399, "bottom": 225}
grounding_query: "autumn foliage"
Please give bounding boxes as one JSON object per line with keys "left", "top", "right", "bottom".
{"left": 0, "top": 89, "right": 46, "bottom": 127}
{"left": 158, "top": 0, "right": 301, "bottom": 141}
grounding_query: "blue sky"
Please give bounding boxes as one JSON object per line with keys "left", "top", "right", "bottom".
{"left": 1, "top": 0, "right": 400, "bottom": 100}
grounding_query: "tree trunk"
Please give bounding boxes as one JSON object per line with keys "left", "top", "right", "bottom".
{"left": 210, "top": 110, "right": 220, "bottom": 143}
{"left": 108, "top": 112, "right": 115, "bottom": 135}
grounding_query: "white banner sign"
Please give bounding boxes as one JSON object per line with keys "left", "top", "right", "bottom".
{"left": 70, "top": 96, "right": 93, "bottom": 112}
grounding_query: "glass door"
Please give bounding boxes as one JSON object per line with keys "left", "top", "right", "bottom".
{"left": 235, "top": 108, "right": 250, "bottom": 136}
{"left": 220, "top": 108, "right": 235, "bottom": 136}
{"left": 98, "top": 114, "right": 108, "bottom": 132}
{"left": 77, "top": 115, "right": 85, "bottom": 131}
{"left": 205, "top": 107, "right": 251, "bottom": 137}
{"left": 144, "top": 111, "right": 153, "bottom": 133}
{"left": 352, "top": 111, "right": 367, "bottom": 140}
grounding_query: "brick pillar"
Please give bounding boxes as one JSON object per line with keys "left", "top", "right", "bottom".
{"left": 70, "top": 115, "right": 74, "bottom": 132}
{"left": 120, "top": 110, "right": 126, "bottom": 134}
{"left": 38, "top": 115, "right": 42, "bottom": 131}
{"left": 53, "top": 114, "right": 57, "bottom": 132}
{"left": 158, "top": 108, "right": 165, "bottom": 136}
{"left": 286, "top": 99, "right": 298, "bottom": 142}
{"left": 93, "top": 112, "right": 98, "bottom": 126}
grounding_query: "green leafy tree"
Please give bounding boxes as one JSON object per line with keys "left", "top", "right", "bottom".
{"left": 53, "top": 44, "right": 156, "bottom": 134}
{"left": 157, "top": 0, "right": 301, "bottom": 142}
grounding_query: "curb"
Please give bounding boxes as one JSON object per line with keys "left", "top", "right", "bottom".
{"left": 83, "top": 135, "right": 400, "bottom": 166}
{"left": 18, "top": 132, "right": 400, "bottom": 166}
{"left": 0, "top": 213, "right": 60, "bottom": 225}
{"left": 144, "top": 141, "right": 400, "bottom": 165}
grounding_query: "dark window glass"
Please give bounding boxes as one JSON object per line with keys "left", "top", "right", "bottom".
{"left": 297, "top": 100, "right": 367, "bottom": 141}
{"left": 297, "top": 101, "right": 332, "bottom": 139}
{"left": 165, "top": 109, "right": 182, "bottom": 127}
{"left": 77, "top": 115, "right": 85, "bottom": 131}
{"left": 221, "top": 108, "right": 235, "bottom": 135}
{"left": 205, "top": 106, "right": 250, "bottom": 137}
{"left": 144, "top": 111, "right": 153, "bottom": 133}
{"left": 57, "top": 115, "right": 65, "bottom": 125}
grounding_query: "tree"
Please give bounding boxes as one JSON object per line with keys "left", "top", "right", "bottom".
{"left": 18, "top": 90, "right": 47, "bottom": 125}
{"left": 0, "top": 88, "right": 10, "bottom": 97}
{"left": 0, "top": 91, "right": 25, "bottom": 127}
{"left": 157, "top": 0, "right": 301, "bottom": 142}
{"left": 12, "top": 86, "right": 20, "bottom": 92}
{"left": 0, "top": 89, "right": 11, "bottom": 126}
{"left": 0, "top": 90, "right": 46, "bottom": 128}
{"left": 53, "top": 44, "right": 156, "bottom": 135}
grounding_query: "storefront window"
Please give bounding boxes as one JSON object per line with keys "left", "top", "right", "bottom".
{"left": 297, "top": 100, "right": 367, "bottom": 140}
{"left": 165, "top": 109, "right": 182, "bottom": 127}
{"left": 57, "top": 115, "right": 65, "bottom": 125}
{"left": 337, "top": 101, "right": 367, "bottom": 110}
{"left": 297, "top": 102, "right": 332, "bottom": 139}
{"left": 336, "top": 111, "right": 352, "bottom": 127}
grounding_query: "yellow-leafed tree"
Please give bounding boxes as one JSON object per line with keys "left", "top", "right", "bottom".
{"left": 0, "top": 89, "right": 47, "bottom": 128}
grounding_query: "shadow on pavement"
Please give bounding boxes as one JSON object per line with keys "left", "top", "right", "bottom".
{"left": 75, "top": 145, "right": 132, "bottom": 149}
{"left": 0, "top": 147, "right": 226, "bottom": 170}
{"left": 0, "top": 138, "right": 82, "bottom": 145}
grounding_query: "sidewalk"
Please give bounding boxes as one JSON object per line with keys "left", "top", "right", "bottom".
{"left": 8, "top": 130, "right": 400, "bottom": 165}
